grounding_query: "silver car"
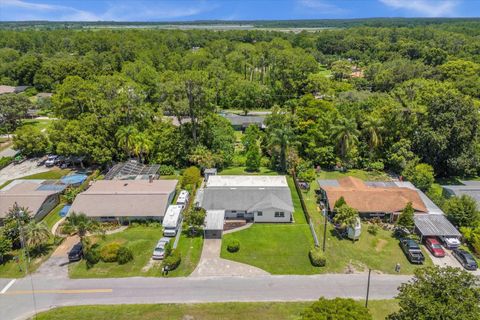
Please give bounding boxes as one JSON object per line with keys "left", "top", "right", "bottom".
{"left": 152, "top": 237, "right": 170, "bottom": 260}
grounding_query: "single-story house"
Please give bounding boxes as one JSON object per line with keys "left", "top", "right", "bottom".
{"left": 221, "top": 113, "right": 266, "bottom": 130}
{"left": 318, "top": 177, "right": 428, "bottom": 221}
{"left": 0, "top": 180, "right": 66, "bottom": 221}
{"left": 68, "top": 179, "right": 178, "bottom": 222}
{"left": 104, "top": 160, "right": 161, "bottom": 180}
{"left": 200, "top": 175, "right": 294, "bottom": 223}
{"left": 0, "top": 85, "right": 29, "bottom": 95}
{"left": 443, "top": 181, "right": 480, "bottom": 208}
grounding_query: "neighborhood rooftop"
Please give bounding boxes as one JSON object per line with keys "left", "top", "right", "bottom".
{"left": 0, "top": 180, "right": 65, "bottom": 219}
{"left": 206, "top": 175, "right": 288, "bottom": 188}
{"left": 318, "top": 177, "right": 428, "bottom": 213}
{"left": 443, "top": 181, "right": 480, "bottom": 207}
{"left": 105, "top": 161, "right": 161, "bottom": 180}
{"left": 68, "top": 179, "right": 178, "bottom": 218}
{"left": 414, "top": 214, "right": 461, "bottom": 238}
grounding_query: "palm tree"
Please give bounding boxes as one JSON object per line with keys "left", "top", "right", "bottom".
{"left": 115, "top": 125, "right": 139, "bottom": 159}
{"left": 62, "top": 212, "right": 102, "bottom": 242}
{"left": 25, "top": 221, "right": 51, "bottom": 249}
{"left": 133, "top": 132, "right": 152, "bottom": 163}
{"left": 331, "top": 118, "right": 360, "bottom": 162}
{"left": 362, "top": 116, "right": 383, "bottom": 152}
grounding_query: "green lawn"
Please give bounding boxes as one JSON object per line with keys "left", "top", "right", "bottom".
{"left": 0, "top": 237, "right": 61, "bottom": 278}
{"left": 221, "top": 224, "right": 317, "bottom": 274}
{"left": 302, "top": 180, "right": 433, "bottom": 275}
{"left": 144, "top": 231, "right": 204, "bottom": 277}
{"left": 317, "top": 169, "right": 390, "bottom": 181}
{"left": 0, "top": 168, "right": 71, "bottom": 189}
{"left": 33, "top": 300, "right": 398, "bottom": 320}
{"left": 219, "top": 166, "right": 278, "bottom": 176}
{"left": 42, "top": 202, "right": 66, "bottom": 231}
{"left": 21, "top": 118, "right": 55, "bottom": 132}
{"left": 69, "top": 226, "right": 203, "bottom": 278}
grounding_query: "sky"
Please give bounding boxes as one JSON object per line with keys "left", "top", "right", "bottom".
{"left": 0, "top": 0, "right": 479, "bottom": 22}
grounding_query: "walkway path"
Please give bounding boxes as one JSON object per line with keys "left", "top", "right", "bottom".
{"left": 190, "top": 239, "right": 269, "bottom": 277}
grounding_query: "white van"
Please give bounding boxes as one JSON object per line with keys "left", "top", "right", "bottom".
{"left": 162, "top": 205, "right": 183, "bottom": 237}
{"left": 176, "top": 190, "right": 190, "bottom": 208}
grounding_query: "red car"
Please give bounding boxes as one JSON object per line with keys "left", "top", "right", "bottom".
{"left": 424, "top": 237, "right": 446, "bottom": 257}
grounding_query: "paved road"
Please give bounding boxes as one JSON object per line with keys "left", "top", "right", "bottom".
{"left": 0, "top": 273, "right": 410, "bottom": 320}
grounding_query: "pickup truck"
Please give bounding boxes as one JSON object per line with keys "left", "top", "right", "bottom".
{"left": 400, "top": 238, "right": 425, "bottom": 264}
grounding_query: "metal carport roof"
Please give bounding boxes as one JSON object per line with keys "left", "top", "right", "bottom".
{"left": 414, "top": 214, "right": 461, "bottom": 237}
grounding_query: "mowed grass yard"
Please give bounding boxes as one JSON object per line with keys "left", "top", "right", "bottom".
{"left": 0, "top": 168, "right": 71, "bottom": 190}
{"left": 303, "top": 178, "right": 433, "bottom": 275}
{"left": 69, "top": 226, "right": 203, "bottom": 278}
{"left": 34, "top": 300, "right": 399, "bottom": 320}
{"left": 220, "top": 177, "right": 317, "bottom": 274}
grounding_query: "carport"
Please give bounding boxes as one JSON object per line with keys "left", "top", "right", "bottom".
{"left": 414, "top": 214, "right": 461, "bottom": 241}
{"left": 204, "top": 210, "right": 225, "bottom": 239}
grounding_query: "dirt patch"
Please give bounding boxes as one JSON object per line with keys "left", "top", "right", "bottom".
{"left": 375, "top": 239, "right": 388, "bottom": 252}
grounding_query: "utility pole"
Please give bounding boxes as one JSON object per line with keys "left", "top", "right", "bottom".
{"left": 365, "top": 268, "right": 372, "bottom": 308}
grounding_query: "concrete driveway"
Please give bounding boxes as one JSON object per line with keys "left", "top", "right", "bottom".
{"left": 190, "top": 239, "right": 269, "bottom": 277}
{"left": 0, "top": 159, "right": 50, "bottom": 187}
{"left": 34, "top": 236, "right": 80, "bottom": 279}
{"left": 424, "top": 246, "right": 480, "bottom": 275}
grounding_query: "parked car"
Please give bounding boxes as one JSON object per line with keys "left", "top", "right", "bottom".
{"left": 424, "top": 237, "right": 446, "bottom": 257}
{"left": 45, "top": 155, "right": 58, "bottom": 167}
{"left": 440, "top": 236, "right": 461, "bottom": 249}
{"left": 152, "top": 237, "right": 170, "bottom": 260}
{"left": 400, "top": 238, "right": 425, "bottom": 264}
{"left": 55, "top": 155, "right": 66, "bottom": 166}
{"left": 68, "top": 243, "right": 83, "bottom": 262}
{"left": 452, "top": 249, "right": 478, "bottom": 271}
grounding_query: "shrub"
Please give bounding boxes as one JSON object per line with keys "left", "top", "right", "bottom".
{"left": 117, "top": 246, "right": 134, "bottom": 265}
{"left": 84, "top": 247, "right": 100, "bottom": 268}
{"left": 309, "top": 247, "right": 326, "bottom": 267}
{"left": 402, "top": 162, "right": 434, "bottom": 191}
{"left": 163, "top": 250, "right": 181, "bottom": 271}
{"left": 100, "top": 242, "right": 121, "bottom": 262}
{"left": 367, "top": 161, "right": 384, "bottom": 171}
{"left": 148, "top": 221, "right": 161, "bottom": 228}
{"left": 226, "top": 239, "right": 240, "bottom": 253}
{"left": 159, "top": 165, "right": 175, "bottom": 176}
{"left": 367, "top": 224, "right": 379, "bottom": 235}
{"left": 181, "top": 166, "right": 201, "bottom": 188}
{"left": 0, "top": 156, "right": 13, "bottom": 170}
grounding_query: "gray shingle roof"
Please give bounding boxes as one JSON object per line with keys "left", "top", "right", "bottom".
{"left": 201, "top": 187, "right": 294, "bottom": 213}
{"left": 414, "top": 214, "right": 461, "bottom": 237}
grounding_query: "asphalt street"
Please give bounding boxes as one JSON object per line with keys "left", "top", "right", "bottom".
{"left": 0, "top": 273, "right": 411, "bottom": 320}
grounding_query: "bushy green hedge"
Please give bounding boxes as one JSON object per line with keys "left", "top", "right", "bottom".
{"left": 309, "top": 247, "right": 326, "bottom": 267}
{"left": 0, "top": 156, "right": 13, "bottom": 170}
{"left": 159, "top": 165, "right": 175, "bottom": 176}
{"left": 367, "top": 224, "right": 379, "bottom": 235}
{"left": 85, "top": 247, "right": 100, "bottom": 268}
{"left": 100, "top": 242, "right": 121, "bottom": 262}
{"left": 117, "top": 246, "right": 134, "bottom": 265}
{"left": 226, "top": 239, "right": 240, "bottom": 253}
{"left": 163, "top": 250, "right": 181, "bottom": 271}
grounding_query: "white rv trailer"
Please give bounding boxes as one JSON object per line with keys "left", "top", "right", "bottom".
{"left": 162, "top": 204, "right": 183, "bottom": 237}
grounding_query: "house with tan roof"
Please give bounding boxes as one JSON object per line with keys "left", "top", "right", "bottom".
{"left": 318, "top": 177, "right": 428, "bottom": 221}
{"left": 68, "top": 179, "right": 178, "bottom": 222}
{"left": 0, "top": 180, "right": 66, "bottom": 222}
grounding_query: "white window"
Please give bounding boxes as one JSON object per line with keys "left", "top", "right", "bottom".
{"left": 274, "top": 212, "right": 285, "bottom": 218}
{"left": 257, "top": 211, "right": 263, "bottom": 216}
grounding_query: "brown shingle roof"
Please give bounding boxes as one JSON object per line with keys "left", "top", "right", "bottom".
{"left": 321, "top": 177, "right": 427, "bottom": 213}
{"left": 69, "top": 179, "right": 178, "bottom": 218}
{"left": 0, "top": 181, "right": 59, "bottom": 218}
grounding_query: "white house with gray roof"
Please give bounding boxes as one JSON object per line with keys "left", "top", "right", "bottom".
{"left": 200, "top": 175, "right": 294, "bottom": 223}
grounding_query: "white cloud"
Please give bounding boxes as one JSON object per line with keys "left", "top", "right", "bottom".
{"left": 1, "top": 0, "right": 101, "bottom": 20}
{"left": 0, "top": 0, "right": 215, "bottom": 21}
{"left": 297, "top": 0, "right": 344, "bottom": 14}
{"left": 379, "top": 0, "right": 459, "bottom": 17}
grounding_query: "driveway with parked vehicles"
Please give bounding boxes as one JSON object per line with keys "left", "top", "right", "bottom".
{"left": 0, "top": 159, "right": 50, "bottom": 187}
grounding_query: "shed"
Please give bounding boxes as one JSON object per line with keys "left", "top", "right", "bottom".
{"left": 414, "top": 214, "right": 461, "bottom": 240}
{"left": 204, "top": 210, "right": 225, "bottom": 239}
{"left": 204, "top": 168, "right": 217, "bottom": 181}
